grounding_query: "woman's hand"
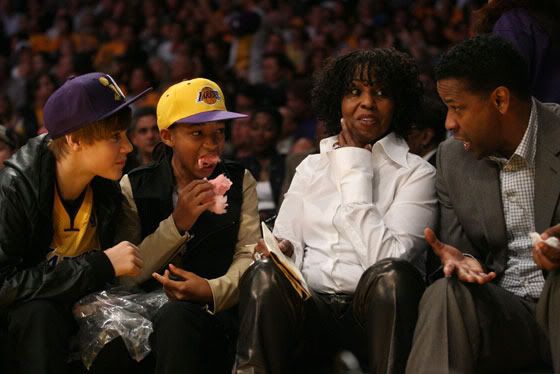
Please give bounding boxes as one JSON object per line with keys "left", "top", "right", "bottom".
{"left": 337, "top": 118, "right": 372, "bottom": 150}
{"left": 253, "top": 237, "right": 294, "bottom": 260}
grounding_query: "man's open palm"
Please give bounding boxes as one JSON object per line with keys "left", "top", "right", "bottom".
{"left": 425, "top": 228, "right": 496, "bottom": 284}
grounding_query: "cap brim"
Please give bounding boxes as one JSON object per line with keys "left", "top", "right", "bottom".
{"left": 175, "top": 110, "right": 247, "bottom": 125}
{"left": 98, "top": 87, "right": 153, "bottom": 121}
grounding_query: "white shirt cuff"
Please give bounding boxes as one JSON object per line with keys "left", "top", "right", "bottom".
{"left": 328, "top": 147, "right": 373, "bottom": 204}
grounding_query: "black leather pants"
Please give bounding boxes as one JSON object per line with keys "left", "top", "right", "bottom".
{"left": 1, "top": 299, "right": 76, "bottom": 374}
{"left": 234, "top": 257, "right": 425, "bottom": 374}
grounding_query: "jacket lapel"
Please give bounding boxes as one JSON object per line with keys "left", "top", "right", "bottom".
{"left": 534, "top": 102, "right": 560, "bottom": 232}
{"left": 471, "top": 158, "right": 508, "bottom": 251}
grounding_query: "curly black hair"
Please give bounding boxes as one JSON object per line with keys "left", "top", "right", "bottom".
{"left": 435, "top": 34, "right": 530, "bottom": 100}
{"left": 311, "top": 48, "right": 423, "bottom": 138}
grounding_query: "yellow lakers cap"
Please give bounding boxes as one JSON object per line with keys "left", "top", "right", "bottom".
{"left": 157, "top": 78, "right": 247, "bottom": 130}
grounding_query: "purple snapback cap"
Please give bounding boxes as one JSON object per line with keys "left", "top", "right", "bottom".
{"left": 175, "top": 110, "right": 247, "bottom": 125}
{"left": 44, "top": 72, "right": 152, "bottom": 138}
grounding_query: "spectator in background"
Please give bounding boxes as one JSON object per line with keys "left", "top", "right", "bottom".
{"left": 276, "top": 106, "right": 297, "bottom": 154}
{"left": 128, "top": 66, "right": 160, "bottom": 109}
{"left": 228, "top": 115, "right": 253, "bottom": 162}
{"left": 124, "top": 106, "right": 160, "bottom": 173}
{"left": 21, "top": 72, "right": 58, "bottom": 137}
{"left": 157, "top": 21, "right": 185, "bottom": 64}
{"left": 53, "top": 54, "right": 77, "bottom": 84}
{"left": 405, "top": 97, "right": 447, "bottom": 167}
{"left": 227, "top": 7, "right": 265, "bottom": 83}
{"left": 285, "top": 25, "right": 309, "bottom": 76}
{"left": 0, "top": 94, "right": 24, "bottom": 140}
{"left": 224, "top": 84, "right": 257, "bottom": 161}
{"left": 254, "top": 52, "right": 293, "bottom": 107}
{"left": 0, "top": 0, "right": 23, "bottom": 37}
{"left": 94, "top": 18, "right": 126, "bottom": 72}
{"left": 240, "top": 107, "right": 285, "bottom": 222}
{"left": 473, "top": 0, "right": 560, "bottom": 103}
{"left": 169, "top": 52, "right": 197, "bottom": 84}
{"left": 286, "top": 79, "right": 317, "bottom": 141}
{"left": 139, "top": 15, "right": 161, "bottom": 56}
{"left": 202, "top": 37, "right": 231, "bottom": 83}
{"left": 6, "top": 46, "right": 33, "bottom": 111}
{"left": 0, "top": 125, "right": 19, "bottom": 168}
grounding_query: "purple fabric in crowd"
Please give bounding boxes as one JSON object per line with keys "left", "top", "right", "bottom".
{"left": 44, "top": 72, "right": 151, "bottom": 138}
{"left": 493, "top": 8, "right": 560, "bottom": 104}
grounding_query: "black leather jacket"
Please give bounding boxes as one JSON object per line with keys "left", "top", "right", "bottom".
{"left": 0, "top": 135, "right": 119, "bottom": 310}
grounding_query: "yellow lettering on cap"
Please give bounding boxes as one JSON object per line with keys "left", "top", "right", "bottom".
{"left": 99, "top": 76, "right": 123, "bottom": 101}
{"left": 196, "top": 87, "right": 221, "bottom": 105}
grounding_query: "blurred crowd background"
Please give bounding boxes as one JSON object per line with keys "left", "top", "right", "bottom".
{"left": 1, "top": 0, "right": 558, "bottom": 218}
{"left": 0, "top": 0, "right": 484, "bottom": 146}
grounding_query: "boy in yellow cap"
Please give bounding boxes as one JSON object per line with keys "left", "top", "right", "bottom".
{"left": 118, "top": 78, "right": 260, "bottom": 373}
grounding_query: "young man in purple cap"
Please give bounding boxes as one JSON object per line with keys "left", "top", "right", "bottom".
{"left": 0, "top": 72, "right": 149, "bottom": 373}
{"left": 117, "top": 78, "right": 260, "bottom": 373}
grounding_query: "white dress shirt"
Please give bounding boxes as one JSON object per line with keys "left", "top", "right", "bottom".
{"left": 422, "top": 149, "right": 437, "bottom": 162}
{"left": 274, "top": 133, "right": 437, "bottom": 294}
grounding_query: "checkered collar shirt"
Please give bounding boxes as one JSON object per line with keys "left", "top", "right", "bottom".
{"left": 489, "top": 98, "right": 544, "bottom": 299}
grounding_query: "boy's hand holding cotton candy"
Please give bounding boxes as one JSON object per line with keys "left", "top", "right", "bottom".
{"left": 207, "top": 174, "right": 233, "bottom": 214}
{"left": 172, "top": 173, "right": 233, "bottom": 234}
{"left": 172, "top": 179, "right": 216, "bottom": 233}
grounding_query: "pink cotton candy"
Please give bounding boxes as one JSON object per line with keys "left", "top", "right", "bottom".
{"left": 208, "top": 174, "right": 233, "bottom": 195}
{"left": 198, "top": 154, "right": 220, "bottom": 169}
{"left": 207, "top": 174, "right": 233, "bottom": 214}
{"left": 210, "top": 195, "right": 228, "bottom": 214}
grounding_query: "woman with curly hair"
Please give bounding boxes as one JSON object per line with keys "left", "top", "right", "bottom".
{"left": 234, "top": 49, "right": 437, "bottom": 374}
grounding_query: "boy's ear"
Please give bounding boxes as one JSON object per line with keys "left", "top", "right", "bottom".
{"left": 160, "top": 128, "right": 174, "bottom": 147}
{"left": 65, "top": 134, "right": 81, "bottom": 152}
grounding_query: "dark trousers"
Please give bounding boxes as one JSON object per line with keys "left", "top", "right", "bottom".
{"left": 150, "top": 300, "right": 237, "bottom": 374}
{"left": 537, "top": 269, "right": 560, "bottom": 370}
{"left": 0, "top": 299, "right": 154, "bottom": 374}
{"left": 234, "top": 258, "right": 425, "bottom": 374}
{"left": 406, "top": 274, "right": 558, "bottom": 373}
{"left": 1, "top": 299, "right": 77, "bottom": 374}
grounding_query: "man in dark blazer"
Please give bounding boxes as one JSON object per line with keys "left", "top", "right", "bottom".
{"left": 406, "top": 35, "right": 560, "bottom": 373}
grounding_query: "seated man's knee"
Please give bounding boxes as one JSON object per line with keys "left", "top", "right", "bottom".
{"left": 419, "top": 276, "right": 469, "bottom": 312}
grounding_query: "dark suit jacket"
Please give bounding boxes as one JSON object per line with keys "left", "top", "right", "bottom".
{"left": 436, "top": 101, "right": 560, "bottom": 276}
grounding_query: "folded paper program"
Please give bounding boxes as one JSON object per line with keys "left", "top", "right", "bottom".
{"left": 261, "top": 222, "right": 311, "bottom": 300}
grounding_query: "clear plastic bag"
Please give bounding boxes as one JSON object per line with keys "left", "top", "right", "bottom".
{"left": 72, "top": 287, "right": 168, "bottom": 369}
